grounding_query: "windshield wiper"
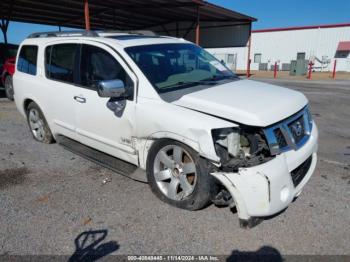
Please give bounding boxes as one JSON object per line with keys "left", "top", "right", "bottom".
{"left": 163, "top": 81, "right": 205, "bottom": 89}
{"left": 161, "top": 75, "right": 237, "bottom": 90}
{"left": 200, "top": 75, "right": 237, "bottom": 83}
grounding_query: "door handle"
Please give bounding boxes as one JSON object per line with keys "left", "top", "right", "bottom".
{"left": 74, "top": 96, "right": 86, "bottom": 103}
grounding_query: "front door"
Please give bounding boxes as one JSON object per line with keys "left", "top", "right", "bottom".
{"left": 75, "top": 43, "right": 138, "bottom": 165}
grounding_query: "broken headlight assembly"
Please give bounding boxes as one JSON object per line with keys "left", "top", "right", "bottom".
{"left": 212, "top": 126, "right": 273, "bottom": 172}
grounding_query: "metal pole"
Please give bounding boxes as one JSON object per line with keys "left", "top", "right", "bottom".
{"left": 195, "top": 6, "right": 200, "bottom": 45}
{"left": 246, "top": 27, "right": 252, "bottom": 78}
{"left": 307, "top": 62, "right": 313, "bottom": 80}
{"left": 0, "top": 19, "right": 9, "bottom": 45}
{"left": 84, "top": 0, "right": 90, "bottom": 30}
{"left": 274, "top": 61, "right": 277, "bottom": 78}
{"left": 332, "top": 59, "right": 337, "bottom": 79}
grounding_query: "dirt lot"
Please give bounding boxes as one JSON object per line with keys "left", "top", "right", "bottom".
{"left": 236, "top": 70, "right": 350, "bottom": 81}
{"left": 0, "top": 79, "right": 350, "bottom": 258}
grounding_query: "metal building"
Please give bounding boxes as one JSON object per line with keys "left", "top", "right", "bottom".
{"left": 207, "top": 23, "right": 350, "bottom": 72}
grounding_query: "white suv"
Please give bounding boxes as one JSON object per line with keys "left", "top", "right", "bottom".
{"left": 13, "top": 31, "right": 318, "bottom": 227}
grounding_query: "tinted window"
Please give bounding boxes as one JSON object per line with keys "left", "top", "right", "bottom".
{"left": 80, "top": 45, "right": 131, "bottom": 89}
{"left": 17, "top": 45, "right": 38, "bottom": 75}
{"left": 46, "top": 44, "right": 77, "bottom": 83}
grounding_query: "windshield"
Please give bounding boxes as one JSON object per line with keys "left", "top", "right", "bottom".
{"left": 125, "top": 43, "right": 236, "bottom": 93}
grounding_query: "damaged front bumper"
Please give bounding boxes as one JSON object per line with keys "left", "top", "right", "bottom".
{"left": 211, "top": 123, "right": 318, "bottom": 225}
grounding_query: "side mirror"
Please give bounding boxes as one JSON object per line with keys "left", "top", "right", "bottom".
{"left": 97, "top": 79, "right": 126, "bottom": 98}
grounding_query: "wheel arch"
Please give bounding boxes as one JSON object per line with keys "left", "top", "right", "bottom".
{"left": 23, "top": 98, "right": 35, "bottom": 113}
{"left": 137, "top": 131, "right": 218, "bottom": 170}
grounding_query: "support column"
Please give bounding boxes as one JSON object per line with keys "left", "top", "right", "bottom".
{"left": 0, "top": 19, "right": 9, "bottom": 44}
{"left": 246, "top": 24, "right": 252, "bottom": 78}
{"left": 84, "top": 0, "right": 90, "bottom": 30}
{"left": 195, "top": 6, "right": 200, "bottom": 45}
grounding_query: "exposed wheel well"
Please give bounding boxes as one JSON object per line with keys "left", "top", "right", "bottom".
{"left": 23, "top": 99, "right": 34, "bottom": 113}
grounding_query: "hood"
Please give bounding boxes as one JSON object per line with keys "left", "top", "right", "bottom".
{"left": 161, "top": 79, "right": 308, "bottom": 127}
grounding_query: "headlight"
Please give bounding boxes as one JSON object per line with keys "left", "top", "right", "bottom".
{"left": 212, "top": 126, "right": 272, "bottom": 170}
{"left": 306, "top": 105, "right": 313, "bottom": 128}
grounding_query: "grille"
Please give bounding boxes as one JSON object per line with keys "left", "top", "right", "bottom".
{"left": 273, "top": 128, "right": 287, "bottom": 148}
{"left": 291, "top": 156, "right": 312, "bottom": 187}
{"left": 288, "top": 115, "right": 306, "bottom": 144}
{"left": 263, "top": 106, "right": 312, "bottom": 155}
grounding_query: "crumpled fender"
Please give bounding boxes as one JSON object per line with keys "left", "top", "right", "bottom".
{"left": 134, "top": 98, "right": 238, "bottom": 169}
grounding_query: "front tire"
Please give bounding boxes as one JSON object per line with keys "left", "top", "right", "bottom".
{"left": 4, "top": 75, "right": 14, "bottom": 100}
{"left": 146, "top": 139, "right": 211, "bottom": 210}
{"left": 26, "top": 102, "right": 54, "bottom": 144}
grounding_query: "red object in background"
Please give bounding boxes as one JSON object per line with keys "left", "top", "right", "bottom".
{"left": 1, "top": 56, "right": 15, "bottom": 85}
{"left": 274, "top": 62, "right": 278, "bottom": 78}
{"left": 332, "top": 60, "right": 337, "bottom": 79}
{"left": 247, "top": 59, "right": 251, "bottom": 78}
{"left": 307, "top": 61, "right": 313, "bottom": 80}
{"left": 84, "top": 0, "right": 90, "bottom": 30}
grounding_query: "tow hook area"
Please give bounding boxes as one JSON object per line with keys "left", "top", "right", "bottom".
{"left": 239, "top": 217, "right": 263, "bottom": 229}
{"left": 210, "top": 171, "right": 268, "bottom": 229}
{"left": 210, "top": 187, "right": 233, "bottom": 206}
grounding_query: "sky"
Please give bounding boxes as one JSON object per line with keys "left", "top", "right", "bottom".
{"left": 1, "top": 0, "right": 350, "bottom": 44}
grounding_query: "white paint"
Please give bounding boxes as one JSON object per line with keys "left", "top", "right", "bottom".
{"left": 170, "top": 79, "right": 308, "bottom": 126}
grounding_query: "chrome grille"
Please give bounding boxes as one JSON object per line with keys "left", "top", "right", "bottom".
{"left": 273, "top": 128, "right": 288, "bottom": 148}
{"left": 264, "top": 106, "right": 313, "bottom": 155}
{"left": 288, "top": 115, "right": 306, "bottom": 144}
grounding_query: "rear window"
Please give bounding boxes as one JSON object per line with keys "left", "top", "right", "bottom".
{"left": 17, "top": 45, "right": 38, "bottom": 75}
{"left": 45, "top": 44, "right": 78, "bottom": 83}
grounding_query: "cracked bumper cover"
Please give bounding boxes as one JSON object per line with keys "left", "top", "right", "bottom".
{"left": 211, "top": 123, "right": 318, "bottom": 220}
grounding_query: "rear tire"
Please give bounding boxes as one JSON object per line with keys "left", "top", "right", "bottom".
{"left": 26, "top": 102, "right": 54, "bottom": 144}
{"left": 146, "top": 139, "right": 212, "bottom": 210}
{"left": 4, "top": 75, "right": 14, "bottom": 101}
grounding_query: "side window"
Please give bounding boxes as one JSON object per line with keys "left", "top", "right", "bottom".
{"left": 45, "top": 44, "right": 77, "bottom": 83}
{"left": 80, "top": 45, "right": 132, "bottom": 90}
{"left": 17, "top": 45, "right": 38, "bottom": 75}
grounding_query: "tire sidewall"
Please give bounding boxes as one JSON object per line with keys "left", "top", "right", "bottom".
{"left": 4, "top": 75, "right": 14, "bottom": 101}
{"left": 146, "top": 139, "right": 211, "bottom": 210}
{"left": 26, "top": 102, "right": 54, "bottom": 144}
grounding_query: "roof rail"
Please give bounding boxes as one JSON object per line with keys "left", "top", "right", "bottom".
{"left": 99, "top": 30, "right": 158, "bottom": 36}
{"left": 27, "top": 30, "right": 99, "bottom": 38}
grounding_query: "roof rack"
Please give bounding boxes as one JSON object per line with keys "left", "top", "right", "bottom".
{"left": 27, "top": 30, "right": 99, "bottom": 38}
{"left": 99, "top": 30, "right": 158, "bottom": 36}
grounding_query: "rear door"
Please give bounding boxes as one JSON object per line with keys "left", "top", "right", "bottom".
{"left": 44, "top": 42, "right": 80, "bottom": 140}
{"left": 75, "top": 42, "right": 138, "bottom": 165}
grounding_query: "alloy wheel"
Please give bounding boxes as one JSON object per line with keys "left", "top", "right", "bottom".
{"left": 153, "top": 145, "right": 197, "bottom": 200}
{"left": 28, "top": 108, "right": 46, "bottom": 141}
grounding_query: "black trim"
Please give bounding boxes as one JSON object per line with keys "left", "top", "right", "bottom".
{"left": 17, "top": 44, "right": 39, "bottom": 76}
{"left": 44, "top": 43, "right": 80, "bottom": 86}
{"left": 56, "top": 135, "right": 147, "bottom": 183}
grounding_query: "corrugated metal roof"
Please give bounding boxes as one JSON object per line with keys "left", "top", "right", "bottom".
{"left": 0, "top": 0, "right": 256, "bottom": 30}
{"left": 337, "top": 41, "right": 350, "bottom": 51}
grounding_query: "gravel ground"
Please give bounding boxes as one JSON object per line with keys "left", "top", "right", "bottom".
{"left": 0, "top": 80, "right": 349, "bottom": 258}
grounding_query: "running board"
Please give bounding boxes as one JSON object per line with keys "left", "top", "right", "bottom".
{"left": 56, "top": 135, "right": 147, "bottom": 183}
